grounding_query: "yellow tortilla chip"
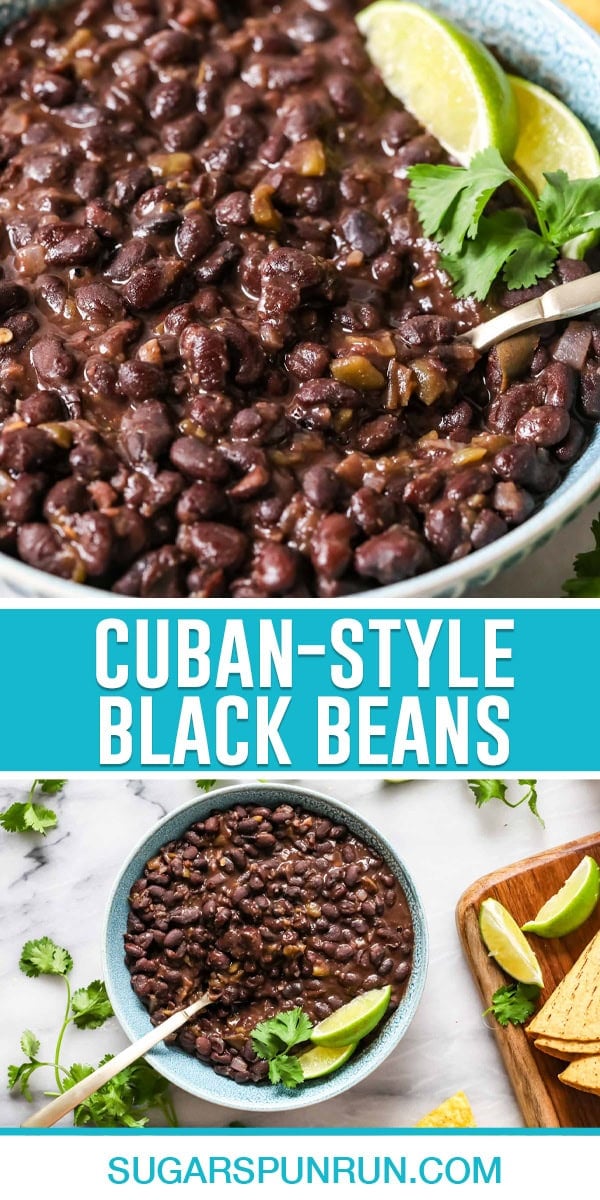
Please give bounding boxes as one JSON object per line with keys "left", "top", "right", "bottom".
{"left": 415, "top": 1091, "right": 476, "bottom": 1128}
{"left": 559, "top": 1055, "right": 600, "bottom": 1096}
{"left": 535, "top": 1037, "right": 600, "bottom": 1060}
{"left": 527, "top": 931, "right": 600, "bottom": 1040}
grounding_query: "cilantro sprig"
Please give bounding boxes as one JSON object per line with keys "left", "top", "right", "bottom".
{"left": 408, "top": 149, "right": 600, "bottom": 300}
{"left": 0, "top": 779, "right": 66, "bottom": 836}
{"left": 564, "top": 513, "right": 600, "bottom": 596}
{"left": 8, "top": 936, "right": 177, "bottom": 1127}
{"left": 468, "top": 779, "right": 542, "bottom": 825}
{"left": 251, "top": 1008, "right": 313, "bottom": 1088}
{"left": 483, "top": 982, "right": 540, "bottom": 1028}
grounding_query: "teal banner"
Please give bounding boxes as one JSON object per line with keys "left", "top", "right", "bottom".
{"left": 0, "top": 602, "right": 594, "bottom": 772}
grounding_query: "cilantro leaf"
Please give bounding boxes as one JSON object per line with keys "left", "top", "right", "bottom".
{"left": 268, "top": 1054, "right": 304, "bottom": 1089}
{"left": 19, "top": 937, "right": 73, "bottom": 978}
{"left": 195, "top": 780, "right": 216, "bottom": 793}
{"left": 468, "top": 779, "right": 542, "bottom": 824}
{"left": 7, "top": 1060, "right": 41, "bottom": 1101}
{"left": 34, "top": 779, "right": 66, "bottom": 796}
{"left": 564, "top": 515, "right": 600, "bottom": 596}
{"left": 468, "top": 780, "right": 507, "bottom": 808}
{"left": 20, "top": 1031, "right": 40, "bottom": 1059}
{"left": 519, "top": 780, "right": 543, "bottom": 826}
{"left": 408, "top": 148, "right": 514, "bottom": 254}
{"left": 441, "top": 211, "right": 555, "bottom": 301}
{"left": 0, "top": 802, "right": 57, "bottom": 835}
{"left": 252, "top": 1008, "right": 313, "bottom": 1060}
{"left": 484, "top": 982, "right": 540, "bottom": 1027}
{"left": 71, "top": 981, "right": 114, "bottom": 1030}
{"left": 408, "top": 152, "right": 600, "bottom": 300}
{"left": 66, "top": 1057, "right": 176, "bottom": 1128}
{"left": 538, "top": 172, "right": 600, "bottom": 245}
{"left": 251, "top": 1008, "right": 312, "bottom": 1090}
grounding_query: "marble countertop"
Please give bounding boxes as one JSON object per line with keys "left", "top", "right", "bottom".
{"left": 1, "top": 775, "right": 599, "bottom": 1130}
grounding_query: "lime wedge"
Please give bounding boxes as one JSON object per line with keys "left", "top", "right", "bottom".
{"left": 479, "top": 898, "right": 543, "bottom": 987}
{"left": 510, "top": 76, "right": 600, "bottom": 194}
{"left": 297, "top": 1041, "right": 357, "bottom": 1080}
{"left": 510, "top": 76, "right": 600, "bottom": 258}
{"left": 356, "top": 1, "right": 518, "bottom": 165}
{"left": 311, "top": 986, "right": 392, "bottom": 1047}
{"left": 522, "top": 856, "right": 600, "bottom": 938}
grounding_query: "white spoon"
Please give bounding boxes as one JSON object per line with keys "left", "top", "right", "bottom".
{"left": 21, "top": 992, "right": 213, "bottom": 1129}
{"left": 459, "top": 270, "right": 600, "bottom": 352}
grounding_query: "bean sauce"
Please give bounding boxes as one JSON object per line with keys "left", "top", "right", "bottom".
{"left": 125, "top": 802, "right": 414, "bottom": 1083}
{"left": 0, "top": 0, "right": 597, "bottom": 596}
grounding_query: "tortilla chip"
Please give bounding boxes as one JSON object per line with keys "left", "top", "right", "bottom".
{"left": 527, "top": 931, "right": 600, "bottom": 1040}
{"left": 559, "top": 1055, "right": 600, "bottom": 1096}
{"left": 416, "top": 1092, "right": 476, "bottom": 1128}
{"left": 534, "top": 1037, "right": 600, "bottom": 1060}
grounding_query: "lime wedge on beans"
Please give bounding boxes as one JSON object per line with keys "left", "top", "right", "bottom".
{"left": 356, "top": 1, "right": 518, "bottom": 165}
{"left": 311, "top": 986, "right": 392, "bottom": 1047}
{"left": 296, "top": 1042, "right": 357, "bottom": 1080}
{"left": 479, "top": 899, "right": 543, "bottom": 987}
{"left": 522, "top": 856, "right": 600, "bottom": 938}
{"left": 509, "top": 75, "right": 600, "bottom": 258}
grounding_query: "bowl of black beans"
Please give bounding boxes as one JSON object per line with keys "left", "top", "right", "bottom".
{"left": 103, "top": 783, "right": 428, "bottom": 1111}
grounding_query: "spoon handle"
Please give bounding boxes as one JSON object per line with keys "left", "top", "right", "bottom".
{"left": 461, "top": 270, "right": 600, "bottom": 352}
{"left": 21, "top": 993, "right": 212, "bottom": 1129}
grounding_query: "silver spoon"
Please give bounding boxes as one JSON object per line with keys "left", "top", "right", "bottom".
{"left": 21, "top": 991, "right": 213, "bottom": 1129}
{"left": 458, "top": 269, "right": 600, "bottom": 352}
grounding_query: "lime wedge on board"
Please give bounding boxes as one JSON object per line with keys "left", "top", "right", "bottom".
{"left": 522, "top": 856, "right": 600, "bottom": 938}
{"left": 479, "top": 898, "right": 543, "bottom": 987}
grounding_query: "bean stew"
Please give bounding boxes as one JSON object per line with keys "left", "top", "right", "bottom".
{"left": 0, "top": 0, "right": 598, "bottom": 595}
{"left": 125, "top": 801, "right": 414, "bottom": 1084}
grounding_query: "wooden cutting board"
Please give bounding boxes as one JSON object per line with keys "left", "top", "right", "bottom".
{"left": 456, "top": 832, "right": 600, "bottom": 1127}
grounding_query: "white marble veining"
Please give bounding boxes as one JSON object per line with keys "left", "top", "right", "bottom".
{"left": 1, "top": 775, "right": 599, "bottom": 1129}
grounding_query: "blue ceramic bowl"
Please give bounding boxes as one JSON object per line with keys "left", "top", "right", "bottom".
{"left": 103, "top": 783, "right": 428, "bottom": 1112}
{"left": 0, "top": 0, "right": 598, "bottom": 600}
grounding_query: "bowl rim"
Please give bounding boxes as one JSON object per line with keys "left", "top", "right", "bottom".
{"left": 4, "top": 443, "right": 600, "bottom": 600}
{"left": 102, "top": 781, "right": 429, "bottom": 1112}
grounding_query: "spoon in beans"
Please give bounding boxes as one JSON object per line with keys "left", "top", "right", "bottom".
{"left": 20, "top": 991, "right": 214, "bottom": 1129}
{"left": 459, "top": 269, "right": 600, "bottom": 351}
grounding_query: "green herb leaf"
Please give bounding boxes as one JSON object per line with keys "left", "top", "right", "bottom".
{"left": 408, "top": 148, "right": 514, "bottom": 254}
{"left": 0, "top": 802, "right": 57, "bottom": 835}
{"left": 7, "top": 1060, "right": 41, "bottom": 1101}
{"left": 468, "top": 779, "right": 542, "bottom": 824}
{"left": 564, "top": 514, "right": 600, "bottom": 596}
{"left": 195, "top": 780, "right": 216, "bottom": 793}
{"left": 408, "top": 153, "right": 600, "bottom": 300}
{"left": 268, "top": 1054, "right": 304, "bottom": 1089}
{"left": 441, "top": 211, "right": 555, "bottom": 301}
{"left": 33, "top": 780, "right": 67, "bottom": 797}
{"left": 66, "top": 1057, "right": 176, "bottom": 1128}
{"left": 484, "top": 982, "right": 540, "bottom": 1027}
{"left": 538, "top": 172, "right": 600, "bottom": 246}
{"left": 467, "top": 780, "right": 508, "bottom": 808}
{"left": 252, "top": 1008, "right": 313, "bottom": 1060}
{"left": 71, "top": 981, "right": 114, "bottom": 1030}
{"left": 20, "top": 1031, "right": 40, "bottom": 1059}
{"left": 519, "top": 780, "right": 543, "bottom": 826}
{"left": 19, "top": 937, "right": 73, "bottom": 978}
{"left": 251, "top": 1008, "right": 313, "bottom": 1089}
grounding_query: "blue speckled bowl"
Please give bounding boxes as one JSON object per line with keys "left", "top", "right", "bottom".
{"left": 103, "top": 783, "right": 428, "bottom": 1112}
{"left": 0, "top": 0, "right": 598, "bottom": 599}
